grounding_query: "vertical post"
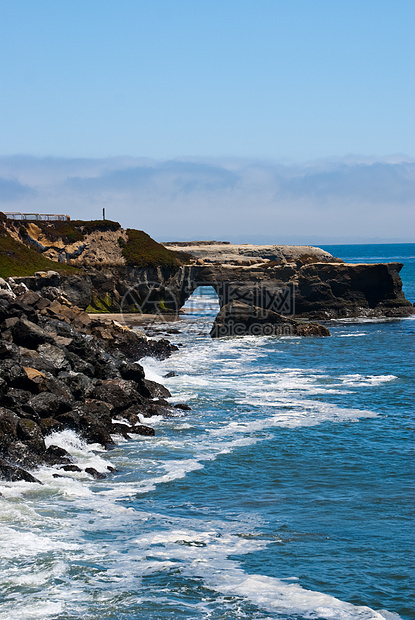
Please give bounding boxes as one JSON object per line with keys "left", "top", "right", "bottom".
{"left": 103, "top": 208, "right": 106, "bottom": 221}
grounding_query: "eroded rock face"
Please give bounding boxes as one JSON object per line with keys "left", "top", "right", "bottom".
{"left": 5, "top": 238, "right": 413, "bottom": 327}
{"left": 210, "top": 300, "right": 331, "bottom": 338}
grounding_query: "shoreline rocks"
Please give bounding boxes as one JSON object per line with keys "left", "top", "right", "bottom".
{"left": 0, "top": 280, "right": 179, "bottom": 483}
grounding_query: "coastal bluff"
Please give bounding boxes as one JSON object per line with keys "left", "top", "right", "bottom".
{"left": 163, "top": 241, "right": 414, "bottom": 320}
{"left": 0, "top": 215, "right": 413, "bottom": 322}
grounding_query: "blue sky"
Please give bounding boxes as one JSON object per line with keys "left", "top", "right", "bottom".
{"left": 0, "top": 1, "right": 414, "bottom": 241}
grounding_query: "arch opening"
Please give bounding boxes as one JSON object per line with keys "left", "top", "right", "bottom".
{"left": 180, "top": 285, "right": 220, "bottom": 318}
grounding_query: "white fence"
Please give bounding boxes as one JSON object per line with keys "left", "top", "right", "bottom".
{"left": 4, "top": 212, "right": 70, "bottom": 221}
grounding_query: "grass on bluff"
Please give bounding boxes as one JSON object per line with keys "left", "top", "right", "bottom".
{"left": 122, "top": 229, "right": 191, "bottom": 268}
{"left": 20, "top": 219, "right": 121, "bottom": 244}
{"left": 0, "top": 214, "right": 79, "bottom": 278}
{"left": 0, "top": 214, "right": 189, "bottom": 276}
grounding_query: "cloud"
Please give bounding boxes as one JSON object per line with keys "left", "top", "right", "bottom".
{"left": 0, "top": 177, "right": 35, "bottom": 202}
{"left": 276, "top": 162, "right": 415, "bottom": 204}
{"left": 0, "top": 156, "right": 413, "bottom": 243}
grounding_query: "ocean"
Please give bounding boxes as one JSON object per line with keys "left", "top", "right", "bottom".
{"left": 1, "top": 244, "right": 414, "bottom": 620}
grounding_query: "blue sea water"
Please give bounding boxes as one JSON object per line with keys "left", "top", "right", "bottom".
{"left": 0, "top": 244, "right": 414, "bottom": 620}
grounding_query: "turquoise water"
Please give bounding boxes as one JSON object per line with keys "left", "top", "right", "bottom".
{"left": 0, "top": 245, "right": 414, "bottom": 619}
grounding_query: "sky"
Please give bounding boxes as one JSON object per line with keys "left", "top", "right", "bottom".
{"left": 0, "top": 0, "right": 414, "bottom": 242}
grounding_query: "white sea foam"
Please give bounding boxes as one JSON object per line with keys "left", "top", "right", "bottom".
{"left": 132, "top": 522, "right": 398, "bottom": 620}
{"left": 44, "top": 429, "right": 113, "bottom": 473}
{"left": 340, "top": 374, "right": 397, "bottom": 386}
{"left": 0, "top": 601, "right": 64, "bottom": 620}
{"left": 337, "top": 332, "right": 367, "bottom": 337}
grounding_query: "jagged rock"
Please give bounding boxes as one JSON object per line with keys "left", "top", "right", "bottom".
{"left": 20, "top": 348, "right": 58, "bottom": 375}
{"left": 39, "top": 418, "right": 65, "bottom": 436}
{"left": 2, "top": 387, "right": 32, "bottom": 406}
{"left": 85, "top": 467, "right": 107, "bottom": 479}
{"left": 1, "top": 360, "right": 35, "bottom": 390}
{"left": 143, "top": 379, "right": 171, "bottom": 399}
{"left": 57, "top": 370, "right": 95, "bottom": 400}
{"left": 60, "top": 464, "right": 82, "bottom": 472}
{"left": 64, "top": 351, "right": 96, "bottom": 377}
{"left": 21, "top": 366, "right": 48, "bottom": 392}
{"left": 27, "top": 392, "right": 68, "bottom": 418}
{"left": 6, "top": 440, "right": 44, "bottom": 469}
{"left": 117, "top": 359, "right": 146, "bottom": 384}
{"left": 37, "top": 343, "right": 70, "bottom": 372}
{"left": 144, "top": 402, "right": 176, "bottom": 418}
{"left": 0, "top": 459, "right": 42, "bottom": 483}
{"left": 57, "top": 403, "right": 114, "bottom": 448}
{"left": 0, "top": 407, "right": 19, "bottom": 452}
{"left": 44, "top": 444, "right": 72, "bottom": 465}
{"left": 111, "top": 422, "right": 132, "bottom": 438}
{"left": 130, "top": 424, "right": 155, "bottom": 436}
{"left": 41, "top": 375, "right": 74, "bottom": 403}
{"left": 16, "top": 418, "right": 45, "bottom": 453}
{"left": 174, "top": 403, "right": 192, "bottom": 411}
{"left": 11, "top": 317, "right": 53, "bottom": 349}
{"left": 16, "top": 290, "right": 42, "bottom": 307}
{"left": 210, "top": 301, "right": 330, "bottom": 338}
{"left": 91, "top": 379, "right": 146, "bottom": 412}
{"left": 0, "top": 340, "right": 20, "bottom": 361}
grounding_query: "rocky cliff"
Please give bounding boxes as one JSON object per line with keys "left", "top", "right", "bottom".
{"left": 1, "top": 215, "right": 413, "bottom": 322}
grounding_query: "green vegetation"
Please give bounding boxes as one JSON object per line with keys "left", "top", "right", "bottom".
{"left": 122, "top": 229, "right": 191, "bottom": 269}
{"left": 0, "top": 231, "right": 79, "bottom": 278}
{"left": 76, "top": 219, "right": 120, "bottom": 235}
{"left": 86, "top": 292, "right": 113, "bottom": 313}
{"left": 0, "top": 213, "right": 189, "bottom": 278}
{"left": 29, "top": 220, "right": 84, "bottom": 244}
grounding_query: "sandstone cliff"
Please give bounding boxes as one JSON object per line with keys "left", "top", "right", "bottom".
{"left": 0, "top": 214, "right": 413, "bottom": 321}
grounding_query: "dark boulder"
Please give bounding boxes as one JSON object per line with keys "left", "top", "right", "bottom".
{"left": 0, "top": 341, "right": 21, "bottom": 361}
{"left": 60, "top": 464, "right": 82, "bottom": 472}
{"left": 39, "top": 417, "right": 65, "bottom": 436}
{"left": 91, "top": 379, "right": 145, "bottom": 412}
{"left": 57, "top": 403, "right": 115, "bottom": 448}
{"left": 210, "top": 301, "right": 330, "bottom": 338}
{"left": 85, "top": 467, "right": 107, "bottom": 479}
{"left": 0, "top": 407, "right": 19, "bottom": 452}
{"left": 0, "top": 459, "right": 42, "bottom": 483}
{"left": 0, "top": 359, "right": 33, "bottom": 391}
{"left": 37, "top": 343, "right": 71, "bottom": 373}
{"left": 57, "top": 371, "right": 95, "bottom": 400}
{"left": 143, "top": 379, "right": 171, "bottom": 399}
{"left": 64, "top": 351, "right": 96, "bottom": 377}
{"left": 11, "top": 318, "right": 53, "bottom": 349}
{"left": 44, "top": 444, "right": 72, "bottom": 465}
{"left": 131, "top": 424, "right": 155, "bottom": 436}
{"left": 16, "top": 418, "right": 46, "bottom": 454}
{"left": 6, "top": 440, "right": 44, "bottom": 469}
{"left": 27, "top": 392, "right": 68, "bottom": 418}
{"left": 174, "top": 403, "right": 192, "bottom": 411}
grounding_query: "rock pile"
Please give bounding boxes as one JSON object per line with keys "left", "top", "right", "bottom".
{"left": 0, "top": 278, "right": 179, "bottom": 484}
